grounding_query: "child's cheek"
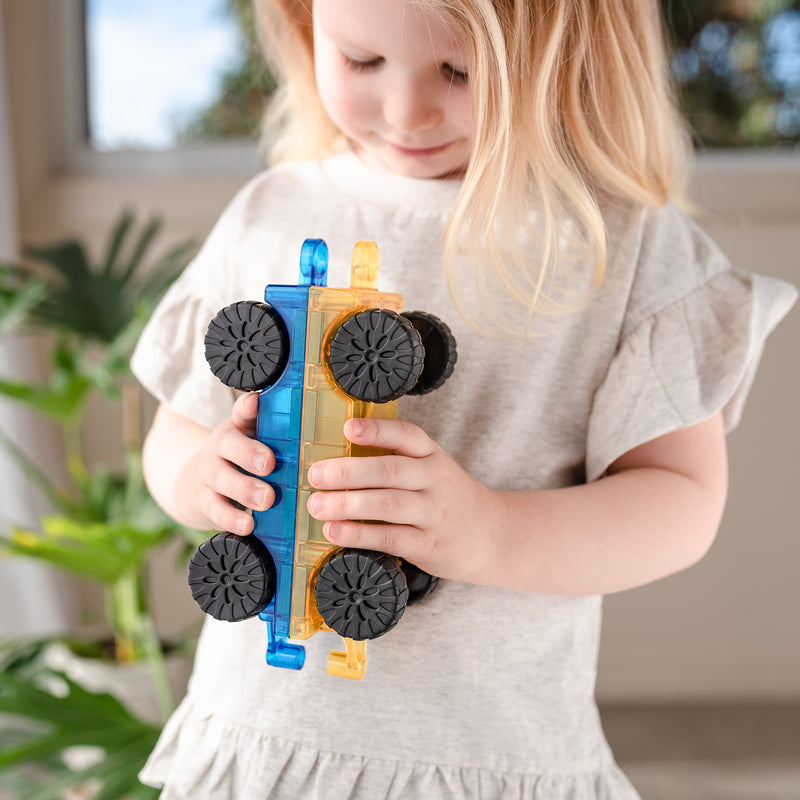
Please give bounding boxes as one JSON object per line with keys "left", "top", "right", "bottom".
{"left": 318, "top": 73, "right": 371, "bottom": 132}
{"left": 449, "top": 90, "right": 473, "bottom": 136}
{"left": 332, "top": 80, "right": 374, "bottom": 125}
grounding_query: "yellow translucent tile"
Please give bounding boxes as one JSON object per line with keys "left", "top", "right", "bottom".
{"left": 295, "top": 489, "right": 311, "bottom": 542}
{"left": 306, "top": 311, "right": 323, "bottom": 364}
{"left": 286, "top": 248, "right": 416, "bottom": 664}
{"left": 302, "top": 390, "right": 318, "bottom": 441}
{"left": 291, "top": 566, "right": 309, "bottom": 618}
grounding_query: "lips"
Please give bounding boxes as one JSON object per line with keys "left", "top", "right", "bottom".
{"left": 386, "top": 141, "right": 452, "bottom": 158}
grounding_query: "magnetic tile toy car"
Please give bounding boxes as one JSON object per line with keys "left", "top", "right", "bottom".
{"left": 187, "top": 239, "right": 456, "bottom": 679}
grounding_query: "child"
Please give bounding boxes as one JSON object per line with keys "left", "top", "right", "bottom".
{"left": 131, "top": 0, "right": 796, "bottom": 797}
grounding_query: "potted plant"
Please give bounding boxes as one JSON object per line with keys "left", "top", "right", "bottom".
{"left": 0, "top": 212, "right": 202, "bottom": 798}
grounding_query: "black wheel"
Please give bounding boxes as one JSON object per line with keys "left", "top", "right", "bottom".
{"left": 328, "top": 309, "right": 424, "bottom": 403}
{"left": 403, "top": 311, "right": 457, "bottom": 395}
{"left": 314, "top": 549, "right": 409, "bottom": 640}
{"left": 401, "top": 561, "right": 440, "bottom": 605}
{"left": 205, "top": 301, "right": 289, "bottom": 391}
{"left": 188, "top": 533, "right": 276, "bottom": 622}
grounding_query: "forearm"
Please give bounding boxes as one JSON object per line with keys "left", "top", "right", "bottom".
{"left": 487, "top": 464, "right": 726, "bottom": 595}
{"left": 142, "top": 404, "right": 216, "bottom": 530}
{"left": 307, "top": 412, "right": 728, "bottom": 597}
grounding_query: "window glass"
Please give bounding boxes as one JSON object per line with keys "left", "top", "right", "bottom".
{"left": 663, "top": 0, "right": 800, "bottom": 147}
{"left": 85, "top": 0, "right": 273, "bottom": 150}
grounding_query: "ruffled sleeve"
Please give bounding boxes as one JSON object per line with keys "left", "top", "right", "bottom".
{"left": 586, "top": 209, "right": 796, "bottom": 483}
{"left": 131, "top": 193, "right": 246, "bottom": 431}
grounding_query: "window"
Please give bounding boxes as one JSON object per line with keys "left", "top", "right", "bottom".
{"left": 663, "top": 0, "right": 800, "bottom": 148}
{"left": 82, "top": 0, "right": 800, "bottom": 156}
{"left": 84, "top": 0, "right": 273, "bottom": 152}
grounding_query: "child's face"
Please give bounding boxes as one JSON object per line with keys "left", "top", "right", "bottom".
{"left": 313, "top": 0, "right": 473, "bottom": 179}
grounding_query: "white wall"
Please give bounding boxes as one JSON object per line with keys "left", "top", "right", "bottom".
{"left": 3, "top": 0, "right": 799, "bottom": 699}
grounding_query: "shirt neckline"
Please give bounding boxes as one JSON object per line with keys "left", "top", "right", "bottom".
{"left": 318, "top": 150, "right": 463, "bottom": 214}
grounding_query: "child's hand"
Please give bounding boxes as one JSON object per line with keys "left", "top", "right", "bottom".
{"left": 306, "top": 418, "right": 505, "bottom": 585}
{"left": 190, "top": 392, "right": 276, "bottom": 535}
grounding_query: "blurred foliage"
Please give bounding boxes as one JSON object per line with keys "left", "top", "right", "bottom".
{"left": 0, "top": 213, "right": 201, "bottom": 797}
{"left": 0, "top": 643, "right": 160, "bottom": 800}
{"left": 662, "top": 0, "right": 800, "bottom": 147}
{"left": 0, "top": 213, "right": 194, "bottom": 417}
{"left": 0, "top": 212, "right": 200, "bottom": 665}
{"left": 177, "top": 0, "right": 275, "bottom": 142}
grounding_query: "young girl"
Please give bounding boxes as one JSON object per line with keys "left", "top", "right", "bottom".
{"left": 131, "top": 0, "right": 796, "bottom": 797}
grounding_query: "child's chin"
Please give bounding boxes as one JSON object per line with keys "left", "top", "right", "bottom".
{"left": 356, "top": 146, "right": 466, "bottom": 180}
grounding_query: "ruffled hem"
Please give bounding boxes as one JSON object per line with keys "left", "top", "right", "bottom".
{"left": 586, "top": 269, "right": 796, "bottom": 481}
{"left": 139, "top": 698, "right": 641, "bottom": 800}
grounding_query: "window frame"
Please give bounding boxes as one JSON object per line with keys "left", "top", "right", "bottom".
{"left": 51, "top": 0, "right": 262, "bottom": 178}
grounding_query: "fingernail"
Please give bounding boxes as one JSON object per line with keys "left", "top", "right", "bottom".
{"left": 252, "top": 487, "right": 268, "bottom": 508}
{"left": 253, "top": 452, "right": 268, "bottom": 473}
{"left": 308, "top": 463, "right": 323, "bottom": 485}
{"left": 349, "top": 419, "right": 364, "bottom": 436}
{"left": 325, "top": 522, "right": 341, "bottom": 542}
{"left": 308, "top": 493, "right": 324, "bottom": 514}
{"left": 235, "top": 515, "right": 250, "bottom": 534}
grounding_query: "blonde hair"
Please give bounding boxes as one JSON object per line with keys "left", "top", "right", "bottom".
{"left": 254, "top": 0, "right": 693, "bottom": 335}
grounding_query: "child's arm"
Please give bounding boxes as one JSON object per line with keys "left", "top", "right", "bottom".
{"left": 142, "top": 393, "right": 276, "bottom": 534}
{"left": 306, "top": 412, "right": 728, "bottom": 595}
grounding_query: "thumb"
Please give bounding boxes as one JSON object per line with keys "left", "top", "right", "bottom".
{"left": 231, "top": 391, "right": 259, "bottom": 434}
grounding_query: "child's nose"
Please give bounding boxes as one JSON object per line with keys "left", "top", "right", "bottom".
{"left": 382, "top": 80, "right": 442, "bottom": 134}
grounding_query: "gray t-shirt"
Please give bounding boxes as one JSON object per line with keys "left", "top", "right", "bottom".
{"left": 131, "top": 152, "right": 796, "bottom": 800}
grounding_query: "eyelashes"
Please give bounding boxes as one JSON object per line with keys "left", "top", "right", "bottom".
{"left": 341, "top": 54, "right": 468, "bottom": 85}
{"left": 344, "top": 56, "right": 384, "bottom": 72}
{"left": 441, "top": 64, "right": 468, "bottom": 85}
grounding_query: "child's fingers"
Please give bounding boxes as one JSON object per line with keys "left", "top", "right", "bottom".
{"left": 307, "top": 488, "right": 428, "bottom": 527}
{"left": 198, "top": 486, "right": 255, "bottom": 536}
{"left": 231, "top": 391, "right": 260, "bottom": 434}
{"left": 322, "top": 521, "right": 429, "bottom": 564}
{"left": 207, "top": 459, "right": 275, "bottom": 515}
{"left": 307, "top": 454, "right": 428, "bottom": 491}
{"left": 214, "top": 422, "right": 274, "bottom": 476}
{"left": 343, "top": 418, "right": 436, "bottom": 459}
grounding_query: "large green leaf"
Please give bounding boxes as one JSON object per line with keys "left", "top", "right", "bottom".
{"left": 0, "top": 371, "right": 92, "bottom": 422}
{"left": 117, "top": 216, "right": 161, "bottom": 288}
{"left": 0, "top": 214, "right": 195, "bottom": 421}
{"left": 0, "top": 446, "right": 200, "bottom": 585}
{"left": 22, "top": 241, "right": 128, "bottom": 342}
{"left": 135, "top": 240, "right": 196, "bottom": 305}
{"left": 0, "top": 426, "right": 74, "bottom": 514}
{"left": 1, "top": 522, "right": 168, "bottom": 585}
{"left": 101, "top": 210, "right": 136, "bottom": 281}
{"left": 0, "top": 264, "right": 46, "bottom": 338}
{"left": 0, "top": 666, "right": 161, "bottom": 799}
{"left": 20, "top": 213, "right": 195, "bottom": 345}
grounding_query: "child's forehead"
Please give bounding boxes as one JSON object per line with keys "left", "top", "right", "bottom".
{"left": 314, "top": 0, "right": 468, "bottom": 61}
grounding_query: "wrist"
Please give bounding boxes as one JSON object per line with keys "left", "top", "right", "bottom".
{"left": 469, "top": 485, "right": 513, "bottom": 587}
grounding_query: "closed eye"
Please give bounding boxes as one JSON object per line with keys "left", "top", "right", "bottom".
{"left": 442, "top": 64, "right": 468, "bottom": 85}
{"left": 343, "top": 55, "right": 384, "bottom": 72}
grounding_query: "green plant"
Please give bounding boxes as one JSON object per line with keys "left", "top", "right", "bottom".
{"left": 0, "top": 644, "right": 160, "bottom": 800}
{"left": 0, "top": 212, "right": 201, "bottom": 797}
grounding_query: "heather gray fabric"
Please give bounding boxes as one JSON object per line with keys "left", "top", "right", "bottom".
{"left": 131, "top": 152, "right": 795, "bottom": 799}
